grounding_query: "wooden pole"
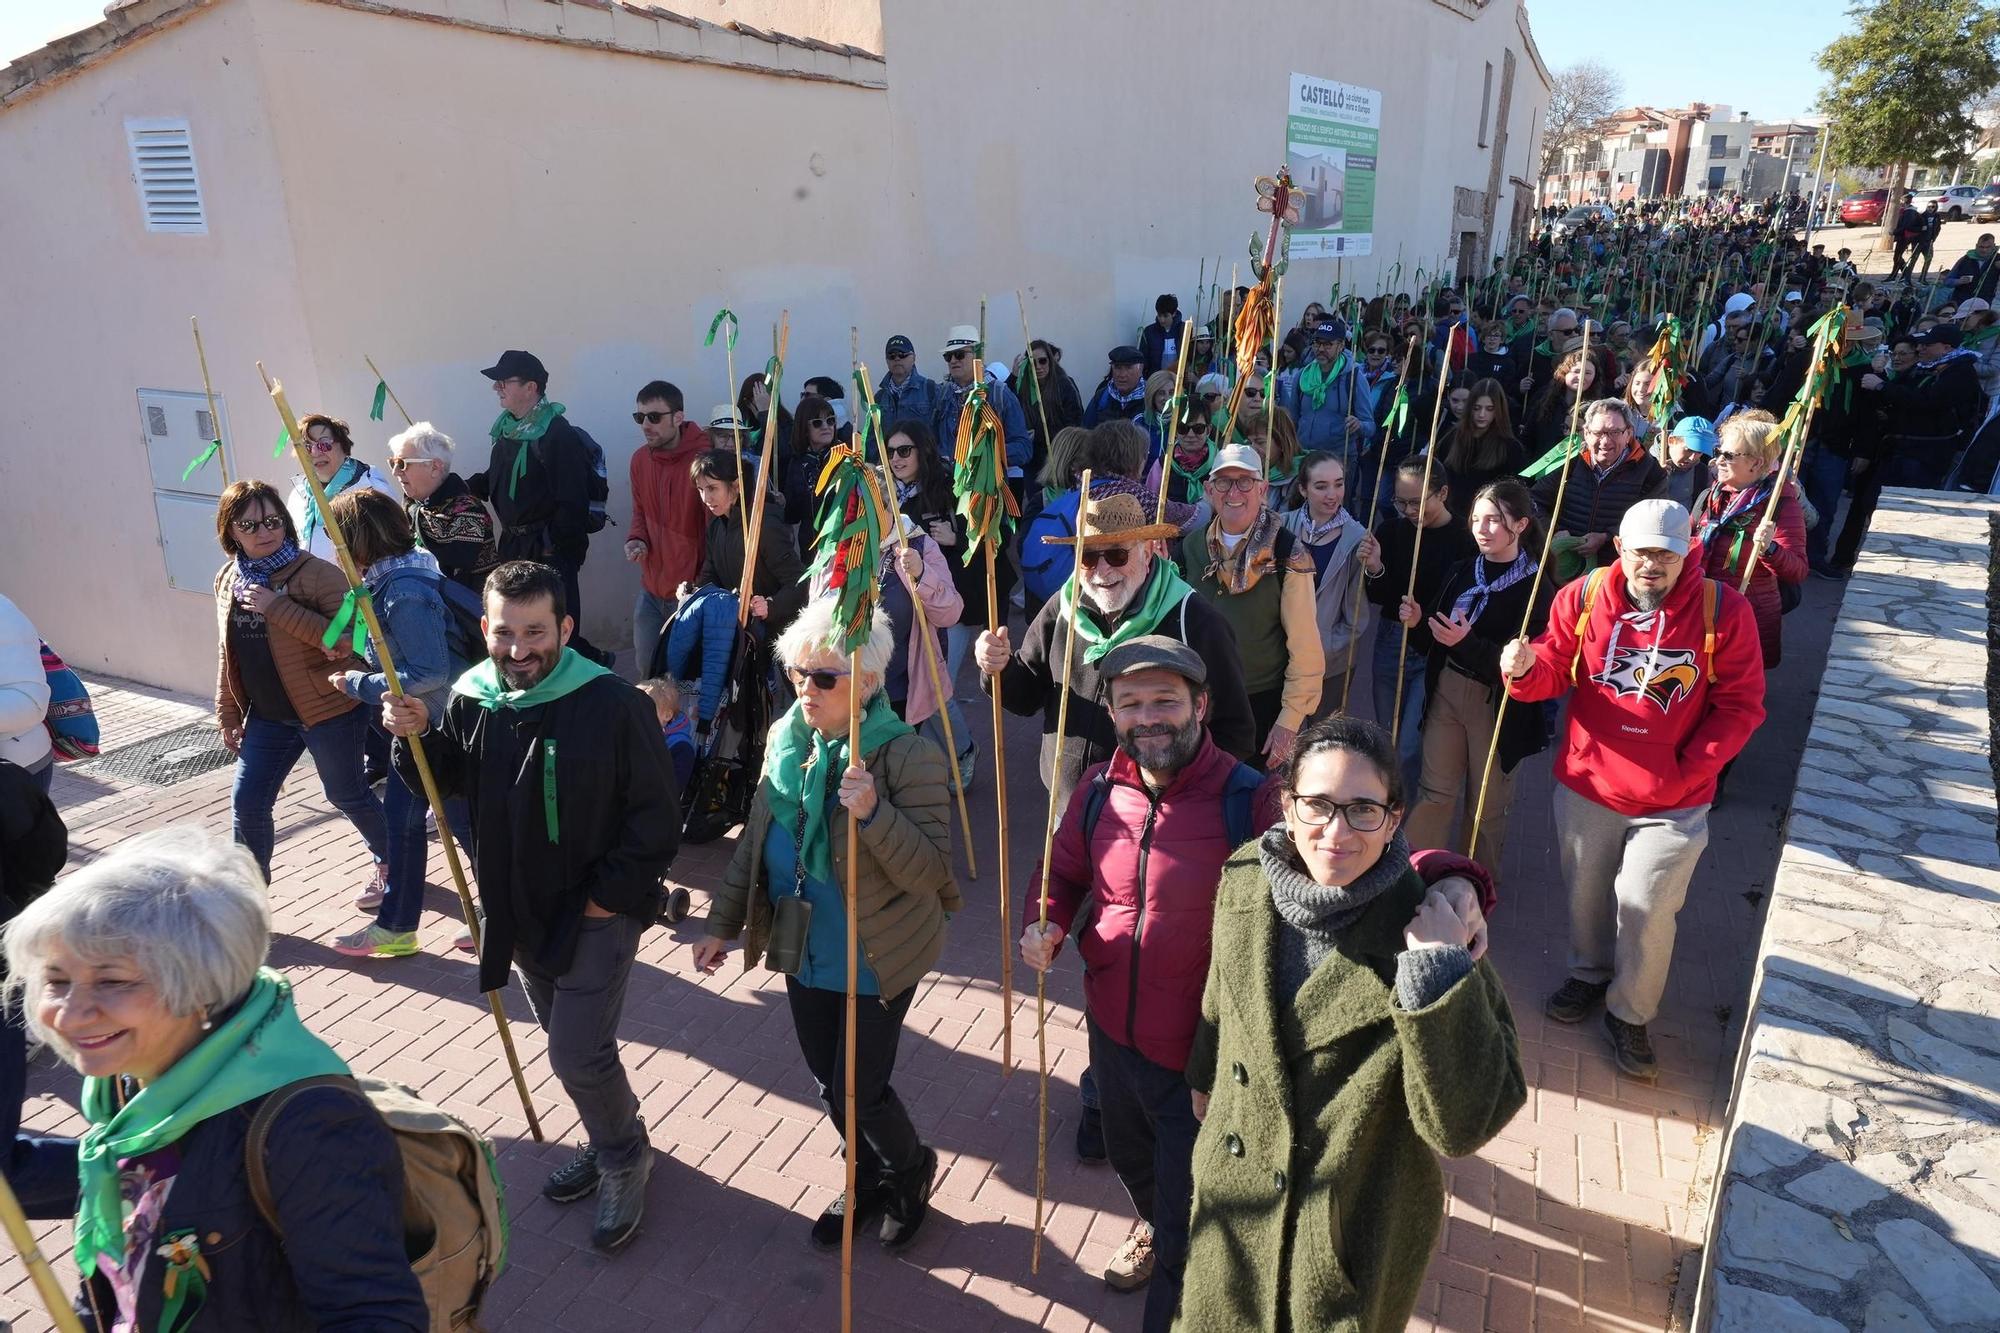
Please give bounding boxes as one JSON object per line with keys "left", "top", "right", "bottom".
{"left": 190, "top": 317, "right": 234, "bottom": 487}
{"left": 1030, "top": 469, "right": 1091, "bottom": 1275}
{"left": 0, "top": 1171, "right": 84, "bottom": 1333}
{"left": 1738, "top": 312, "right": 1843, "bottom": 594}
{"left": 986, "top": 540, "right": 1014, "bottom": 1075}
{"left": 1262, "top": 275, "right": 1284, "bottom": 479}
{"left": 840, "top": 647, "right": 863, "bottom": 1333}
{"left": 362, "top": 354, "right": 415, "bottom": 428}
{"left": 260, "top": 363, "right": 543, "bottom": 1142}
{"left": 722, "top": 315, "right": 748, "bottom": 534}
{"left": 1155, "top": 303, "right": 1197, "bottom": 526}
{"left": 1388, "top": 322, "right": 1461, "bottom": 749}
{"left": 739, "top": 314, "right": 789, "bottom": 627}
{"left": 1340, "top": 335, "right": 1421, "bottom": 715}
{"left": 1016, "top": 290, "right": 1055, "bottom": 471}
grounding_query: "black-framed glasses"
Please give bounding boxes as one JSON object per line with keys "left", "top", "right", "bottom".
{"left": 1713, "top": 449, "right": 1757, "bottom": 464}
{"left": 943, "top": 349, "right": 972, "bottom": 362}
{"left": 1181, "top": 418, "right": 1211, "bottom": 434}
{"left": 1390, "top": 495, "right": 1426, "bottom": 513}
{"left": 1033, "top": 357, "right": 1050, "bottom": 369}
{"left": 1286, "top": 793, "right": 1392, "bottom": 831}
{"left": 633, "top": 410, "right": 674, "bottom": 424}
{"left": 1208, "top": 475, "right": 1260, "bottom": 495}
{"left": 786, "top": 666, "right": 850, "bottom": 692}
{"left": 1080, "top": 546, "right": 1134, "bottom": 569}
{"left": 888, "top": 444, "right": 919, "bottom": 459}
{"left": 808, "top": 416, "right": 838, "bottom": 430}
{"left": 231, "top": 515, "right": 286, "bottom": 534}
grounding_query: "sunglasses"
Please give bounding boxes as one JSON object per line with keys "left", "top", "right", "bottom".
{"left": 888, "top": 444, "right": 919, "bottom": 459}
{"left": 1033, "top": 357, "right": 1050, "bottom": 369}
{"left": 1079, "top": 546, "right": 1135, "bottom": 569}
{"left": 633, "top": 410, "right": 674, "bottom": 424}
{"left": 808, "top": 417, "right": 837, "bottom": 430}
{"left": 387, "top": 458, "right": 435, "bottom": 473}
{"left": 1713, "top": 450, "right": 1758, "bottom": 463}
{"left": 787, "top": 666, "right": 851, "bottom": 692}
{"left": 306, "top": 437, "right": 342, "bottom": 454}
{"left": 943, "top": 349, "right": 972, "bottom": 362}
{"left": 231, "top": 515, "right": 286, "bottom": 534}
{"left": 1182, "top": 419, "right": 1211, "bottom": 434}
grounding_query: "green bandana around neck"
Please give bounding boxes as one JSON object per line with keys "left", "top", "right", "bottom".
{"left": 1297, "top": 350, "right": 1349, "bottom": 412}
{"left": 451, "top": 646, "right": 611, "bottom": 711}
{"left": 491, "top": 399, "right": 566, "bottom": 499}
{"left": 1065, "top": 559, "right": 1194, "bottom": 664}
{"left": 73, "top": 970, "right": 348, "bottom": 1277}
{"left": 763, "top": 693, "right": 914, "bottom": 886}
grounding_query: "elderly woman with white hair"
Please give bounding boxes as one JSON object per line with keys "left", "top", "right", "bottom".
{"left": 692, "top": 597, "right": 958, "bottom": 1255}
{"left": 386, "top": 420, "right": 500, "bottom": 594}
{"left": 2, "top": 827, "right": 426, "bottom": 1331}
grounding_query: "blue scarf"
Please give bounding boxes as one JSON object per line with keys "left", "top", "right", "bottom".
{"left": 1449, "top": 552, "right": 1538, "bottom": 624}
{"left": 232, "top": 541, "right": 301, "bottom": 593}
{"left": 301, "top": 457, "right": 364, "bottom": 550}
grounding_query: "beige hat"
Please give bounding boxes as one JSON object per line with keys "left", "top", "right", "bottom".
{"left": 1039, "top": 491, "right": 1181, "bottom": 548}
{"left": 1208, "top": 443, "right": 1265, "bottom": 476}
{"left": 707, "top": 406, "right": 750, "bottom": 436}
{"left": 940, "top": 324, "right": 982, "bottom": 357}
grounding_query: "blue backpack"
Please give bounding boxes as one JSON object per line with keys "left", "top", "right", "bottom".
{"left": 570, "top": 426, "right": 612, "bottom": 533}
{"left": 1020, "top": 489, "right": 1082, "bottom": 605}
{"left": 1077, "top": 758, "right": 1267, "bottom": 850}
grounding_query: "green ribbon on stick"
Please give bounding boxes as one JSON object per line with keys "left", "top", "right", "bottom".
{"left": 704, "top": 308, "right": 740, "bottom": 349}
{"left": 182, "top": 438, "right": 222, "bottom": 483}
{"left": 369, "top": 379, "right": 389, "bottom": 422}
{"left": 319, "top": 586, "right": 370, "bottom": 657}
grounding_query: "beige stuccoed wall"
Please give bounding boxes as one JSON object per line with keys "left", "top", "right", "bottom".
{"left": 0, "top": 0, "right": 323, "bottom": 697}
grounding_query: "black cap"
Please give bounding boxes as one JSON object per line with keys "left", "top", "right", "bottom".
{"left": 884, "top": 334, "right": 915, "bottom": 357}
{"left": 1311, "top": 318, "right": 1350, "bottom": 343}
{"left": 1109, "top": 344, "right": 1144, "bottom": 365}
{"left": 1099, "top": 634, "right": 1207, "bottom": 687}
{"left": 481, "top": 349, "right": 547, "bottom": 383}
{"left": 1920, "top": 324, "right": 1961, "bottom": 348}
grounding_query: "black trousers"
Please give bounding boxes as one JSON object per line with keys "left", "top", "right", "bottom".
{"left": 786, "top": 979, "right": 924, "bottom": 1180}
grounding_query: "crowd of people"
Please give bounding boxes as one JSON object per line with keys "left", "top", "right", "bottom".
{"left": 0, "top": 194, "right": 1960, "bottom": 1329}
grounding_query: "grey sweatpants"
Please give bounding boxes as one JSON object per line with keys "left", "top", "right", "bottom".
{"left": 518, "top": 912, "right": 650, "bottom": 1170}
{"left": 1554, "top": 782, "right": 1711, "bottom": 1026}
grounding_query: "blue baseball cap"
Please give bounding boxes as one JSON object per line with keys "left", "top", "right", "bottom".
{"left": 1668, "top": 416, "right": 1718, "bottom": 457}
{"left": 1311, "top": 318, "right": 1351, "bottom": 343}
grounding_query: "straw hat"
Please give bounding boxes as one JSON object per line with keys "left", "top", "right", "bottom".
{"left": 1039, "top": 491, "right": 1180, "bottom": 548}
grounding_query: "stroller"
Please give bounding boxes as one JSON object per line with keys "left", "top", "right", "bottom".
{"left": 651, "top": 593, "right": 774, "bottom": 847}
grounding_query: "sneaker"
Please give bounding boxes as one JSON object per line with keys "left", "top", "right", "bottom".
{"left": 592, "top": 1151, "right": 653, "bottom": 1253}
{"left": 1103, "top": 1225, "right": 1155, "bottom": 1292}
{"left": 1075, "top": 1105, "right": 1107, "bottom": 1164}
{"left": 453, "top": 931, "right": 476, "bottom": 955}
{"left": 878, "top": 1145, "right": 938, "bottom": 1252}
{"left": 1545, "top": 978, "right": 1610, "bottom": 1024}
{"left": 332, "top": 925, "right": 418, "bottom": 958}
{"left": 1811, "top": 563, "right": 1850, "bottom": 582}
{"left": 1605, "top": 1013, "right": 1659, "bottom": 1080}
{"left": 543, "top": 1145, "right": 600, "bottom": 1203}
{"left": 809, "top": 1178, "right": 889, "bottom": 1252}
{"left": 354, "top": 864, "right": 388, "bottom": 913}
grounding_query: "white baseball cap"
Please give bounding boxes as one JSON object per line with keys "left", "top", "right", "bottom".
{"left": 1618, "top": 498, "right": 1692, "bottom": 556}
{"left": 1209, "top": 443, "right": 1265, "bottom": 477}
{"left": 1958, "top": 297, "right": 1991, "bottom": 316}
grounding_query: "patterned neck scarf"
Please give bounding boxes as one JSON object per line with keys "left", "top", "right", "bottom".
{"left": 1449, "top": 552, "right": 1538, "bottom": 624}
{"left": 232, "top": 541, "right": 301, "bottom": 593}
{"left": 1204, "top": 504, "right": 1283, "bottom": 595}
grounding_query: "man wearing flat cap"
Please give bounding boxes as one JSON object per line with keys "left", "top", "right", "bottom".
{"left": 1084, "top": 345, "right": 1150, "bottom": 427}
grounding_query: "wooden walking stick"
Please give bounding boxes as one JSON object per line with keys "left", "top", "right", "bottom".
{"left": 0, "top": 1171, "right": 85, "bottom": 1333}
{"left": 705, "top": 308, "right": 749, "bottom": 533}
{"left": 362, "top": 354, "right": 415, "bottom": 428}
{"left": 186, "top": 316, "right": 235, "bottom": 487}
{"left": 1340, "top": 336, "right": 1419, "bottom": 715}
{"left": 738, "top": 313, "right": 790, "bottom": 627}
{"left": 1262, "top": 275, "right": 1285, "bottom": 479}
{"left": 1154, "top": 304, "right": 1197, "bottom": 527}
{"left": 1030, "top": 469, "right": 1092, "bottom": 1275}
{"left": 1388, "top": 317, "right": 1467, "bottom": 749}
{"left": 259, "top": 364, "right": 543, "bottom": 1142}
{"left": 1737, "top": 306, "right": 1847, "bottom": 595}
{"left": 1016, "top": 289, "right": 1056, "bottom": 485}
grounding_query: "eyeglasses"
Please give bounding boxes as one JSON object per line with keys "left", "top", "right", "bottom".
{"left": 1366, "top": 345, "right": 1390, "bottom": 355}
{"left": 633, "top": 410, "right": 674, "bottom": 424}
{"left": 1079, "top": 546, "right": 1135, "bottom": 569}
{"left": 1208, "top": 475, "right": 1260, "bottom": 495}
{"left": 1033, "top": 357, "right": 1050, "bottom": 369}
{"left": 1390, "top": 495, "right": 1427, "bottom": 513}
{"left": 491, "top": 378, "right": 526, "bottom": 390}
{"left": 1182, "top": 419, "right": 1211, "bottom": 434}
{"left": 787, "top": 666, "right": 851, "bottom": 692}
{"left": 887, "top": 444, "right": 919, "bottom": 459}
{"left": 1286, "top": 793, "right": 1392, "bottom": 831}
{"left": 943, "top": 349, "right": 972, "bottom": 362}
{"left": 387, "top": 457, "right": 436, "bottom": 473}
{"left": 306, "top": 437, "right": 341, "bottom": 454}
{"left": 808, "top": 417, "right": 837, "bottom": 430}
{"left": 1713, "top": 450, "right": 1758, "bottom": 463}
{"left": 231, "top": 515, "right": 286, "bottom": 534}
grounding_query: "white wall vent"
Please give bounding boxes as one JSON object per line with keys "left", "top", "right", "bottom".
{"left": 125, "top": 118, "right": 207, "bottom": 234}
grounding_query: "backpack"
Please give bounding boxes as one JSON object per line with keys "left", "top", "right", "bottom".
{"left": 1020, "top": 489, "right": 1082, "bottom": 605}
{"left": 1568, "top": 566, "right": 1717, "bottom": 685}
{"left": 1078, "top": 757, "right": 1267, "bottom": 850}
{"left": 38, "top": 640, "right": 98, "bottom": 761}
{"left": 248, "top": 1075, "right": 507, "bottom": 1333}
{"left": 382, "top": 568, "right": 487, "bottom": 672}
{"left": 570, "top": 426, "right": 612, "bottom": 533}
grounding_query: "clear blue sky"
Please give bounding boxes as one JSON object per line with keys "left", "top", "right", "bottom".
{"left": 1528, "top": 0, "right": 1850, "bottom": 123}
{"left": 2, "top": 0, "right": 112, "bottom": 65}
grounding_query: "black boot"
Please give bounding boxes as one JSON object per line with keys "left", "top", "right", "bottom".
{"left": 810, "top": 1177, "right": 890, "bottom": 1252}
{"left": 879, "top": 1146, "right": 938, "bottom": 1252}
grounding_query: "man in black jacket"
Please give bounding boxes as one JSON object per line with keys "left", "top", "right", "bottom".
{"left": 1873, "top": 324, "right": 1984, "bottom": 488}
{"left": 472, "top": 350, "right": 611, "bottom": 665}
{"left": 384, "top": 561, "right": 679, "bottom": 1254}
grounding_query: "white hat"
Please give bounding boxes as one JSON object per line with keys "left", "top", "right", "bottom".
{"left": 1783, "top": 290, "right": 1803, "bottom": 303}
{"left": 1958, "top": 297, "right": 1991, "bottom": 316}
{"left": 1618, "top": 498, "right": 1692, "bottom": 557}
{"left": 1723, "top": 292, "right": 1755, "bottom": 316}
{"left": 940, "top": 324, "right": 981, "bottom": 357}
{"left": 1196, "top": 372, "right": 1229, "bottom": 396}
{"left": 1209, "top": 443, "right": 1265, "bottom": 477}
{"left": 707, "top": 405, "right": 749, "bottom": 436}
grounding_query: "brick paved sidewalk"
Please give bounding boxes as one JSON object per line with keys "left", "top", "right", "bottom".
{"left": 0, "top": 580, "right": 1845, "bottom": 1331}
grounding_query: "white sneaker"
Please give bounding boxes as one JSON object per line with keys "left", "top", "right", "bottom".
{"left": 354, "top": 863, "right": 388, "bottom": 912}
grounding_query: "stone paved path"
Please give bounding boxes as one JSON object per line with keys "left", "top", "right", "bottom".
{"left": 0, "top": 579, "right": 1846, "bottom": 1331}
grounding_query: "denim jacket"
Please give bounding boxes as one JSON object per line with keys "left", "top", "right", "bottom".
{"left": 1279, "top": 357, "right": 1380, "bottom": 454}
{"left": 876, "top": 368, "right": 944, "bottom": 434}
{"left": 336, "top": 550, "right": 454, "bottom": 721}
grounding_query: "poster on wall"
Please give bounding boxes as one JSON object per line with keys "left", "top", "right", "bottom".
{"left": 1287, "top": 73, "right": 1381, "bottom": 258}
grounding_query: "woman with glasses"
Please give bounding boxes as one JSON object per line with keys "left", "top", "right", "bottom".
{"left": 385, "top": 421, "right": 499, "bottom": 595}
{"left": 1013, "top": 339, "right": 1084, "bottom": 482}
{"left": 1177, "top": 716, "right": 1524, "bottom": 1333}
{"left": 694, "top": 599, "right": 958, "bottom": 1254}
{"left": 1691, "top": 411, "right": 1807, "bottom": 668}
{"left": 781, "top": 394, "right": 843, "bottom": 559}
{"left": 209, "top": 481, "right": 390, "bottom": 897}
{"left": 1357, "top": 333, "right": 1400, "bottom": 423}
{"left": 284, "top": 413, "right": 399, "bottom": 562}
{"left": 1146, "top": 399, "right": 1218, "bottom": 512}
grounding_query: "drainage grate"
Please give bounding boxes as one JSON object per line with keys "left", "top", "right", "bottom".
{"left": 83, "top": 721, "right": 234, "bottom": 788}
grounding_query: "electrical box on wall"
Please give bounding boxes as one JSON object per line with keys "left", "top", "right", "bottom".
{"left": 137, "top": 388, "right": 232, "bottom": 593}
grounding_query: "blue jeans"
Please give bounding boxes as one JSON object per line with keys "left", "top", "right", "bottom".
{"left": 1370, "top": 620, "right": 1426, "bottom": 797}
{"left": 232, "top": 708, "right": 387, "bottom": 882}
{"left": 919, "top": 624, "right": 978, "bottom": 790}
{"left": 1798, "top": 442, "right": 1848, "bottom": 569}
{"left": 1089, "top": 1017, "right": 1198, "bottom": 1333}
{"left": 633, "top": 589, "right": 675, "bottom": 678}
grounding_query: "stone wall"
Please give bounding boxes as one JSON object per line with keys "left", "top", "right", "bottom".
{"left": 1695, "top": 490, "right": 2000, "bottom": 1331}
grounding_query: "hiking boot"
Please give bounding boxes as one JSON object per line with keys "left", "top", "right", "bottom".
{"left": 1605, "top": 1014, "right": 1659, "bottom": 1080}
{"left": 878, "top": 1146, "right": 938, "bottom": 1252}
{"left": 332, "top": 925, "right": 418, "bottom": 959}
{"left": 592, "top": 1151, "right": 653, "bottom": 1253}
{"left": 1075, "top": 1105, "right": 1107, "bottom": 1164}
{"left": 809, "top": 1178, "right": 890, "bottom": 1252}
{"left": 543, "top": 1145, "right": 600, "bottom": 1203}
{"left": 1544, "top": 978, "right": 1610, "bottom": 1024}
{"left": 354, "top": 864, "right": 388, "bottom": 913}
{"left": 1103, "top": 1225, "right": 1155, "bottom": 1292}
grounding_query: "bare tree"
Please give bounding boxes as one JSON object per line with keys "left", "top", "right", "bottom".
{"left": 1540, "top": 60, "right": 1626, "bottom": 178}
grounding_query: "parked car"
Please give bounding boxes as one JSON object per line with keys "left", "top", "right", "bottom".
{"left": 1840, "top": 190, "right": 1888, "bottom": 227}
{"left": 1973, "top": 187, "right": 2000, "bottom": 224}
{"left": 1553, "top": 203, "right": 1617, "bottom": 237}
{"left": 1910, "top": 185, "right": 1983, "bottom": 220}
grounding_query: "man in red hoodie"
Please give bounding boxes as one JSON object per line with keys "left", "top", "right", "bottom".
{"left": 1501, "top": 498, "right": 1765, "bottom": 1079}
{"left": 624, "top": 380, "right": 710, "bottom": 670}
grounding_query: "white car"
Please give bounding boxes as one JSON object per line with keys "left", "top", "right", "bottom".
{"left": 1910, "top": 185, "right": 1983, "bottom": 220}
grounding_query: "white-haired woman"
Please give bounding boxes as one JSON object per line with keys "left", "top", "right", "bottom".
{"left": 2, "top": 827, "right": 426, "bottom": 1332}
{"left": 387, "top": 421, "right": 500, "bottom": 594}
{"left": 692, "top": 598, "right": 958, "bottom": 1254}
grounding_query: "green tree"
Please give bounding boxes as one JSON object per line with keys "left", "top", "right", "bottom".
{"left": 1817, "top": 0, "right": 2000, "bottom": 232}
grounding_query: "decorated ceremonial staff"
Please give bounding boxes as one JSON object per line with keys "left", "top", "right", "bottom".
{"left": 259, "top": 362, "right": 545, "bottom": 1143}
{"left": 740, "top": 315, "right": 791, "bottom": 627}
{"left": 806, "top": 437, "right": 897, "bottom": 1333}
{"left": 1217, "top": 166, "right": 1298, "bottom": 444}
{"left": 182, "top": 317, "right": 234, "bottom": 486}
{"left": 706, "top": 308, "right": 751, "bottom": 532}
{"left": 1738, "top": 305, "right": 1848, "bottom": 594}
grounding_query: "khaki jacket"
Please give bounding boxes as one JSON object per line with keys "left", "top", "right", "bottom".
{"left": 213, "top": 553, "right": 362, "bottom": 732}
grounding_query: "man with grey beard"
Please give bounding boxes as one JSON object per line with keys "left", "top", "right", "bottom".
{"left": 1500, "top": 499, "right": 1765, "bottom": 1080}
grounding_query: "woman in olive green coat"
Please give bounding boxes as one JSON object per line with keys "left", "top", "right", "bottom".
{"left": 1178, "top": 716, "right": 1526, "bottom": 1333}
{"left": 694, "top": 597, "right": 960, "bottom": 1254}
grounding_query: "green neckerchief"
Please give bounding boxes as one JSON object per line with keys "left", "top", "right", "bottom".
{"left": 1503, "top": 315, "right": 1533, "bottom": 342}
{"left": 1833, "top": 348, "right": 1874, "bottom": 412}
{"left": 490, "top": 399, "right": 566, "bottom": 499}
{"left": 451, "top": 646, "right": 611, "bottom": 711}
{"left": 1168, "top": 440, "right": 1216, "bottom": 489}
{"left": 763, "top": 693, "right": 913, "bottom": 885}
{"left": 1964, "top": 323, "right": 2000, "bottom": 349}
{"left": 74, "top": 970, "right": 348, "bottom": 1278}
{"left": 1065, "top": 560, "right": 1194, "bottom": 664}
{"left": 1297, "top": 351, "right": 1350, "bottom": 412}
{"left": 1268, "top": 457, "right": 1299, "bottom": 490}
{"left": 1521, "top": 434, "right": 1580, "bottom": 480}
